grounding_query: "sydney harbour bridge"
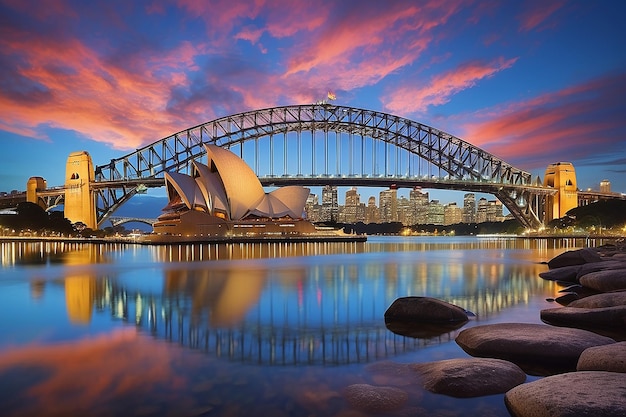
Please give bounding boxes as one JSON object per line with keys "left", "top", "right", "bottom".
{"left": 6, "top": 103, "right": 610, "bottom": 229}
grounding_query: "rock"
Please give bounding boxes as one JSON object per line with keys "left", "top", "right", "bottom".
{"left": 547, "top": 248, "right": 602, "bottom": 269}
{"left": 579, "top": 269, "right": 626, "bottom": 292}
{"left": 455, "top": 323, "right": 615, "bottom": 375}
{"left": 384, "top": 320, "right": 466, "bottom": 339}
{"left": 541, "top": 306, "right": 626, "bottom": 334}
{"left": 577, "top": 341, "right": 626, "bottom": 372}
{"left": 384, "top": 296, "right": 469, "bottom": 323}
{"left": 568, "top": 291, "right": 626, "bottom": 308}
{"left": 505, "top": 371, "right": 626, "bottom": 417}
{"left": 343, "top": 384, "right": 408, "bottom": 413}
{"left": 538, "top": 265, "right": 581, "bottom": 283}
{"left": 553, "top": 292, "right": 580, "bottom": 305}
{"left": 576, "top": 260, "right": 626, "bottom": 280}
{"left": 365, "top": 361, "right": 419, "bottom": 387}
{"left": 411, "top": 358, "right": 526, "bottom": 398}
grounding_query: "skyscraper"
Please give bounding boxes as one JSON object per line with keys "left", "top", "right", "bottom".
{"left": 321, "top": 185, "right": 338, "bottom": 222}
{"left": 365, "top": 196, "right": 379, "bottom": 224}
{"left": 379, "top": 188, "right": 398, "bottom": 223}
{"left": 462, "top": 193, "right": 476, "bottom": 223}
{"left": 410, "top": 187, "right": 429, "bottom": 225}
{"left": 344, "top": 187, "right": 360, "bottom": 224}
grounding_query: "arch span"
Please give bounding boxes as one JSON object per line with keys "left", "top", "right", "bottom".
{"left": 93, "top": 104, "right": 549, "bottom": 228}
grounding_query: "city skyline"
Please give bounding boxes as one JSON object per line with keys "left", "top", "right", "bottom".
{"left": 1, "top": 1, "right": 625, "bottom": 201}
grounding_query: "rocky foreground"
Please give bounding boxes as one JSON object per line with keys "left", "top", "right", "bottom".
{"left": 342, "top": 242, "right": 626, "bottom": 416}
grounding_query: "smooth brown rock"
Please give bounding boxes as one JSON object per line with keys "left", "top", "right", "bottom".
{"left": 577, "top": 341, "right": 626, "bottom": 372}
{"left": 384, "top": 296, "right": 469, "bottom": 323}
{"left": 569, "top": 291, "right": 626, "bottom": 308}
{"left": 576, "top": 260, "right": 626, "bottom": 280}
{"left": 455, "top": 323, "right": 615, "bottom": 374}
{"left": 343, "top": 384, "right": 408, "bottom": 413}
{"left": 547, "top": 248, "right": 602, "bottom": 269}
{"left": 541, "top": 305, "right": 626, "bottom": 333}
{"left": 411, "top": 358, "right": 526, "bottom": 398}
{"left": 579, "top": 269, "right": 626, "bottom": 292}
{"left": 539, "top": 265, "right": 581, "bottom": 283}
{"left": 505, "top": 371, "right": 626, "bottom": 417}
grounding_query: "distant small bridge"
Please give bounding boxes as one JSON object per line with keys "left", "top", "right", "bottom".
{"left": 108, "top": 217, "right": 157, "bottom": 227}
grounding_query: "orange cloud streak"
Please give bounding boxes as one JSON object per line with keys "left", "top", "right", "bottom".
{"left": 517, "top": 0, "right": 566, "bottom": 32}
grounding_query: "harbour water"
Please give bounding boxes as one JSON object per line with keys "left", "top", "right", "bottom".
{"left": 0, "top": 236, "right": 602, "bottom": 416}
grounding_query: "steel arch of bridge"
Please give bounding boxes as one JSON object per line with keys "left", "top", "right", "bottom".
{"left": 94, "top": 104, "right": 550, "bottom": 228}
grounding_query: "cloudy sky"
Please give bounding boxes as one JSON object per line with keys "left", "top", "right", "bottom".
{"left": 1, "top": 0, "right": 624, "bottom": 204}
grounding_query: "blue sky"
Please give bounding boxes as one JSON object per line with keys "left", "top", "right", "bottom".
{"left": 1, "top": 0, "right": 625, "bottom": 207}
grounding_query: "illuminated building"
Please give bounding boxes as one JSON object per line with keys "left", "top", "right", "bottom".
{"left": 379, "top": 188, "right": 398, "bottom": 222}
{"left": 152, "top": 145, "right": 315, "bottom": 238}
{"left": 462, "top": 193, "right": 476, "bottom": 223}
{"left": 600, "top": 180, "right": 611, "bottom": 193}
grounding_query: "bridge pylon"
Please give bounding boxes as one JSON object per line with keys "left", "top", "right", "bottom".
{"left": 64, "top": 151, "right": 97, "bottom": 229}
{"left": 26, "top": 176, "right": 47, "bottom": 209}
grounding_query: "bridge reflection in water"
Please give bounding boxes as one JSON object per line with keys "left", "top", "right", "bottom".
{"left": 3, "top": 237, "right": 602, "bottom": 366}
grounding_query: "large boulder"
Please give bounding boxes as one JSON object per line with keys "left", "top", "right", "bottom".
{"left": 411, "top": 358, "right": 526, "bottom": 398}
{"left": 455, "top": 323, "right": 615, "bottom": 375}
{"left": 569, "top": 291, "right": 626, "bottom": 308}
{"left": 343, "top": 384, "right": 408, "bottom": 413}
{"left": 577, "top": 341, "right": 626, "bottom": 372}
{"left": 541, "top": 306, "right": 626, "bottom": 336}
{"left": 579, "top": 269, "right": 626, "bottom": 292}
{"left": 548, "top": 248, "right": 602, "bottom": 269}
{"left": 384, "top": 296, "right": 469, "bottom": 323}
{"left": 576, "top": 260, "right": 626, "bottom": 280}
{"left": 539, "top": 265, "right": 581, "bottom": 283}
{"left": 505, "top": 371, "right": 626, "bottom": 417}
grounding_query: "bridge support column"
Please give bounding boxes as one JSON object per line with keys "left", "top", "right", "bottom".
{"left": 26, "top": 176, "right": 47, "bottom": 209}
{"left": 65, "top": 151, "right": 96, "bottom": 229}
{"left": 543, "top": 162, "right": 578, "bottom": 223}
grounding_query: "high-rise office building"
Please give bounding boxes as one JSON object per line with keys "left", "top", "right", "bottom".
{"left": 427, "top": 200, "right": 444, "bottom": 225}
{"left": 365, "top": 196, "right": 379, "bottom": 224}
{"left": 462, "top": 193, "right": 476, "bottom": 223}
{"left": 444, "top": 202, "right": 463, "bottom": 225}
{"left": 379, "top": 188, "right": 398, "bottom": 223}
{"left": 344, "top": 187, "right": 360, "bottom": 224}
{"left": 321, "top": 185, "right": 338, "bottom": 222}
{"left": 410, "top": 187, "right": 429, "bottom": 225}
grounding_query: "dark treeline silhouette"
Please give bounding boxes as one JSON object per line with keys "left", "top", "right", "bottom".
{"left": 338, "top": 219, "right": 523, "bottom": 235}
{"left": 549, "top": 200, "right": 626, "bottom": 230}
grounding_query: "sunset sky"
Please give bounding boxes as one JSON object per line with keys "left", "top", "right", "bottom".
{"left": 1, "top": 0, "right": 625, "bottom": 206}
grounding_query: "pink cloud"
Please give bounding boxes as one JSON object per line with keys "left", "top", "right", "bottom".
{"left": 382, "top": 57, "right": 518, "bottom": 115}
{"left": 517, "top": 0, "right": 566, "bottom": 32}
{"left": 459, "top": 73, "right": 626, "bottom": 169}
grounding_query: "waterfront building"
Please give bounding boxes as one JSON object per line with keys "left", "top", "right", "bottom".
{"left": 305, "top": 194, "right": 320, "bottom": 222}
{"left": 397, "top": 196, "right": 412, "bottom": 225}
{"left": 427, "top": 200, "right": 444, "bottom": 225}
{"left": 462, "top": 193, "right": 476, "bottom": 223}
{"left": 152, "top": 144, "right": 315, "bottom": 238}
{"left": 365, "top": 196, "right": 379, "bottom": 224}
{"left": 444, "top": 202, "right": 463, "bottom": 225}
{"left": 410, "top": 187, "right": 429, "bottom": 225}
{"left": 600, "top": 179, "right": 611, "bottom": 193}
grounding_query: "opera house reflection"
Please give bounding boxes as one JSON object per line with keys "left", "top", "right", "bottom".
{"left": 1, "top": 237, "right": 569, "bottom": 366}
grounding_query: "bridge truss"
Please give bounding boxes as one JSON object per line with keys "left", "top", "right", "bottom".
{"left": 93, "top": 104, "right": 552, "bottom": 228}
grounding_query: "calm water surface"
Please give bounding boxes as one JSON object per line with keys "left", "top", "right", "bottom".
{"left": 0, "top": 236, "right": 599, "bottom": 416}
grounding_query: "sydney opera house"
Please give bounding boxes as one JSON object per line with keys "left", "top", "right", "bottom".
{"left": 148, "top": 144, "right": 320, "bottom": 241}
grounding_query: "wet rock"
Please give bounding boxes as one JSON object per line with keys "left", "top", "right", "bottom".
{"left": 455, "top": 323, "right": 615, "bottom": 375}
{"left": 547, "top": 248, "right": 602, "bottom": 269}
{"left": 541, "top": 305, "right": 626, "bottom": 334}
{"left": 568, "top": 291, "right": 626, "bottom": 308}
{"left": 343, "top": 383, "right": 408, "bottom": 413}
{"left": 384, "top": 296, "right": 469, "bottom": 323}
{"left": 411, "top": 358, "right": 526, "bottom": 398}
{"left": 576, "top": 260, "right": 626, "bottom": 280}
{"left": 539, "top": 265, "right": 581, "bottom": 283}
{"left": 505, "top": 371, "right": 626, "bottom": 417}
{"left": 579, "top": 269, "right": 626, "bottom": 292}
{"left": 577, "top": 341, "right": 626, "bottom": 372}
{"left": 384, "top": 320, "right": 466, "bottom": 339}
